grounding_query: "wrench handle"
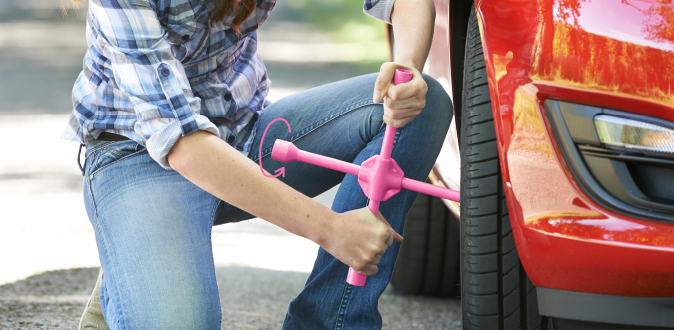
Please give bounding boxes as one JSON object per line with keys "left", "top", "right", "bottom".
{"left": 346, "top": 68, "right": 413, "bottom": 287}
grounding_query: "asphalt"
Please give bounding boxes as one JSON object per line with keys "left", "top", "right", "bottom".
{"left": 0, "top": 0, "right": 462, "bottom": 328}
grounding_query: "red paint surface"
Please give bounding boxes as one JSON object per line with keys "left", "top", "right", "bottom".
{"left": 474, "top": 0, "right": 674, "bottom": 296}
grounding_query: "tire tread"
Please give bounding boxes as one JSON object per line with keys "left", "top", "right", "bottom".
{"left": 391, "top": 193, "right": 460, "bottom": 297}
{"left": 460, "top": 7, "right": 544, "bottom": 330}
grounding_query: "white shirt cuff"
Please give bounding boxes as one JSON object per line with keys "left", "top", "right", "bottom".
{"left": 146, "top": 115, "right": 219, "bottom": 170}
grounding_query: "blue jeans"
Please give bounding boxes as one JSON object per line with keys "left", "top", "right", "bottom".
{"left": 82, "top": 73, "right": 451, "bottom": 329}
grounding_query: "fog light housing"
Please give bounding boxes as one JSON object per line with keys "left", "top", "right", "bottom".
{"left": 594, "top": 115, "right": 674, "bottom": 154}
{"left": 545, "top": 99, "right": 674, "bottom": 222}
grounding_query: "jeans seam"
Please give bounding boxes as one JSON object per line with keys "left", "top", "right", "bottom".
{"left": 210, "top": 199, "right": 222, "bottom": 226}
{"left": 207, "top": 199, "right": 222, "bottom": 327}
{"left": 84, "top": 140, "right": 117, "bottom": 158}
{"left": 89, "top": 149, "right": 148, "bottom": 180}
{"left": 103, "top": 147, "right": 126, "bottom": 159}
{"left": 253, "top": 100, "right": 377, "bottom": 162}
{"left": 85, "top": 175, "right": 131, "bottom": 330}
{"left": 334, "top": 283, "right": 353, "bottom": 330}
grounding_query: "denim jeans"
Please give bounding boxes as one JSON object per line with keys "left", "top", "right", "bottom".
{"left": 81, "top": 73, "right": 451, "bottom": 330}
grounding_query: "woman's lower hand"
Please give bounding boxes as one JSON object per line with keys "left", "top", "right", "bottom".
{"left": 373, "top": 62, "right": 428, "bottom": 128}
{"left": 321, "top": 207, "right": 403, "bottom": 276}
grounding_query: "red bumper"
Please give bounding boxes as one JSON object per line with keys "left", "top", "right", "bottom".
{"left": 499, "top": 83, "right": 674, "bottom": 297}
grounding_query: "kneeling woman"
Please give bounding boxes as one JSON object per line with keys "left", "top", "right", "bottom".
{"left": 63, "top": 0, "right": 450, "bottom": 328}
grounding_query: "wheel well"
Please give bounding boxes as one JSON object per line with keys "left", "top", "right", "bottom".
{"left": 450, "top": 0, "right": 474, "bottom": 139}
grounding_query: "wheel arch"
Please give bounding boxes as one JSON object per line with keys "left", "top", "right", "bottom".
{"left": 448, "top": 0, "right": 475, "bottom": 136}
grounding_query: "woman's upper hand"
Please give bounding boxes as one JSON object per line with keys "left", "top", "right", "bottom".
{"left": 373, "top": 62, "right": 428, "bottom": 128}
{"left": 321, "top": 207, "right": 403, "bottom": 276}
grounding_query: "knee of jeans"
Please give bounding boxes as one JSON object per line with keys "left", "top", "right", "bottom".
{"left": 421, "top": 73, "right": 453, "bottom": 133}
{"left": 154, "top": 311, "right": 221, "bottom": 330}
{"left": 110, "top": 287, "right": 221, "bottom": 330}
{"left": 127, "top": 302, "right": 222, "bottom": 330}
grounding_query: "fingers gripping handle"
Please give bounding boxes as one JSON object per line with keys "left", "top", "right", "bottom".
{"left": 347, "top": 68, "right": 413, "bottom": 287}
{"left": 392, "top": 67, "right": 414, "bottom": 86}
{"left": 379, "top": 68, "right": 412, "bottom": 160}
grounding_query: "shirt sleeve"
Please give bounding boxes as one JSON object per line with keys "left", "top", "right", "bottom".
{"left": 363, "top": 0, "right": 396, "bottom": 24}
{"left": 90, "top": 0, "right": 219, "bottom": 169}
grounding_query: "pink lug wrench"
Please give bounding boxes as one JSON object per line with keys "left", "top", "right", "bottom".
{"left": 271, "top": 68, "right": 460, "bottom": 286}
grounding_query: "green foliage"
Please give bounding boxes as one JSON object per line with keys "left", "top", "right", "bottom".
{"left": 286, "top": 0, "right": 387, "bottom": 44}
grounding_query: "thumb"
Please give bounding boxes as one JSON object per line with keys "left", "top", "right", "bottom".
{"left": 373, "top": 63, "right": 396, "bottom": 102}
{"left": 376, "top": 211, "right": 404, "bottom": 242}
{"left": 391, "top": 229, "right": 404, "bottom": 242}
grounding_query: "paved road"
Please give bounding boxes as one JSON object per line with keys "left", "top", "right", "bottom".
{"left": 0, "top": 1, "right": 462, "bottom": 329}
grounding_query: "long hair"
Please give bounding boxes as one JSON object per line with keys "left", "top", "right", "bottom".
{"left": 64, "top": 0, "right": 254, "bottom": 33}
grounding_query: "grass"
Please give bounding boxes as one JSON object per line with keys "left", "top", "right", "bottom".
{"left": 288, "top": 0, "right": 390, "bottom": 70}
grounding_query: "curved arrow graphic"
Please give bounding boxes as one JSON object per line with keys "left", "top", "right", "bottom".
{"left": 259, "top": 118, "right": 292, "bottom": 178}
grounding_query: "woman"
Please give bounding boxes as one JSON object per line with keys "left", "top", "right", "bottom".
{"left": 63, "top": 0, "right": 450, "bottom": 329}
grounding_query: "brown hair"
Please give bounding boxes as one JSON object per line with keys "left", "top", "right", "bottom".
{"left": 64, "top": 0, "right": 254, "bottom": 33}
{"left": 210, "top": 0, "right": 255, "bottom": 33}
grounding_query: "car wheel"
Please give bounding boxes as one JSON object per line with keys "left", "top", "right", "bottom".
{"left": 459, "top": 7, "right": 546, "bottom": 330}
{"left": 390, "top": 192, "right": 460, "bottom": 297}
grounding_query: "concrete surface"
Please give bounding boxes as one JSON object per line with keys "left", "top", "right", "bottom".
{"left": 0, "top": 0, "right": 461, "bottom": 329}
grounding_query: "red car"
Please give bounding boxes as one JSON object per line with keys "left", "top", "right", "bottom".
{"left": 389, "top": 0, "right": 674, "bottom": 329}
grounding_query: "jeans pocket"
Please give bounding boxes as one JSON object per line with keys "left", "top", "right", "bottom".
{"left": 86, "top": 141, "right": 146, "bottom": 178}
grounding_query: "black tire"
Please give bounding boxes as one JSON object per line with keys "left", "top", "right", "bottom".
{"left": 459, "top": 7, "right": 546, "bottom": 330}
{"left": 391, "top": 193, "right": 460, "bottom": 297}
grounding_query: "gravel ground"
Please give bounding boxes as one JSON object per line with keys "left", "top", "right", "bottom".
{"left": 0, "top": 267, "right": 461, "bottom": 330}
{"left": 0, "top": 268, "right": 94, "bottom": 330}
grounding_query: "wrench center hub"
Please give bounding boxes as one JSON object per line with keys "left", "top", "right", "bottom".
{"left": 357, "top": 155, "right": 405, "bottom": 202}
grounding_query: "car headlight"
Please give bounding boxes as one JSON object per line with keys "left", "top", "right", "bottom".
{"left": 594, "top": 115, "right": 674, "bottom": 154}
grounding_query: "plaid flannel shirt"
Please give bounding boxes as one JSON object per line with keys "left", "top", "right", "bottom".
{"left": 62, "top": 0, "right": 396, "bottom": 169}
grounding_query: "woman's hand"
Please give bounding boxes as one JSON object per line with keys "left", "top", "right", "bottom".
{"left": 373, "top": 62, "right": 428, "bottom": 128}
{"left": 321, "top": 207, "right": 403, "bottom": 276}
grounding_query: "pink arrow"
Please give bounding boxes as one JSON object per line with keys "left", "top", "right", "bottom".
{"left": 270, "top": 68, "right": 460, "bottom": 287}
{"left": 259, "top": 118, "right": 292, "bottom": 178}
{"left": 273, "top": 167, "right": 286, "bottom": 177}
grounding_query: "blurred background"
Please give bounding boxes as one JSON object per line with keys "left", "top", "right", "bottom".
{"left": 0, "top": 0, "right": 461, "bottom": 329}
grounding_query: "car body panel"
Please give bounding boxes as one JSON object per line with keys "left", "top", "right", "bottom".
{"left": 426, "top": 0, "right": 452, "bottom": 96}
{"left": 473, "top": 0, "right": 674, "bottom": 296}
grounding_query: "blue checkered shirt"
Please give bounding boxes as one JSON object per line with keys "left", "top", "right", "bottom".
{"left": 62, "top": 0, "right": 396, "bottom": 169}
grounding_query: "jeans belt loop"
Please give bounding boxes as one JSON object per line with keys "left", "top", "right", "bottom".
{"left": 77, "top": 143, "right": 85, "bottom": 176}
